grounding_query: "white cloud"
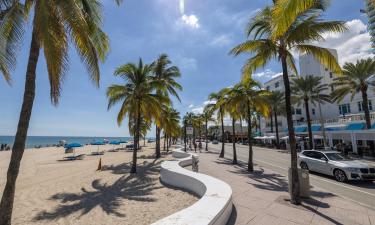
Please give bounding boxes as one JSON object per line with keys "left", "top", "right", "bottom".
{"left": 180, "top": 14, "right": 200, "bottom": 29}
{"left": 203, "top": 100, "right": 216, "bottom": 105}
{"left": 188, "top": 104, "right": 194, "bottom": 108}
{"left": 191, "top": 107, "right": 204, "bottom": 114}
{"left": 320, "top": 19, "right": 374, "bottom": 65}
{"left": 253, "top": 69, "right": 282, "bottom": 80}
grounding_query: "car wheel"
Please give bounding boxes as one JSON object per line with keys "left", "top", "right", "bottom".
{"left": 300, "top": 162, "right": 309, "bottom": 171}
{"left": 334, "top": 169, "right": 347, "bottom": 182}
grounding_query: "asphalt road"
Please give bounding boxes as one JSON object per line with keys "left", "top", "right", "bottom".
{"left": 206, "top": 142, "right": 375, "bottom": 210}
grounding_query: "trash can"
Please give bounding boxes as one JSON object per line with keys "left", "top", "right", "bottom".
{"left": 288, "top": 168, "right": 310, "bottom": 198}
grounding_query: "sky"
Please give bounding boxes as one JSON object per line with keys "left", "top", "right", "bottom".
{"left": 0, "top": 0, "right": 372, "bottom": 137}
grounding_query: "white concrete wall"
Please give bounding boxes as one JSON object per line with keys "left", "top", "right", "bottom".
{"left": 152, "top": 148, "right": 233, "bottom": 225}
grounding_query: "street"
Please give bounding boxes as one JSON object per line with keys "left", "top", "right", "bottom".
{"left": 206, "top": 142, "right": 375, "bottom": 210}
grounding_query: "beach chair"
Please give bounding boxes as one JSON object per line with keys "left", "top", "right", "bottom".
{"left": 63, "top": 154, "right": 85, "bottom": 160}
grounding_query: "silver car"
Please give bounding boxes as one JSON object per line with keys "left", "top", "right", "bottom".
{"left": 298, "top": 150, "right": 375, "bottom": 182}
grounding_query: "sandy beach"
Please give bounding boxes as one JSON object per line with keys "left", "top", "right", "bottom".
{"left": 0, "top": 143, "right": 197, "bottom": 225}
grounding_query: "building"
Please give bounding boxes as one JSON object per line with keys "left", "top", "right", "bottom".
{"left": 260, "top": 49, "right": 375, "bottom": 155}
{"left": 365, "top": 0, "right": 375, "bottom": 52}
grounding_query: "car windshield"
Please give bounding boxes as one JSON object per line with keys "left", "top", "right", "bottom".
{"left": 325, "top": 153, "right": 351, "bottom": 161}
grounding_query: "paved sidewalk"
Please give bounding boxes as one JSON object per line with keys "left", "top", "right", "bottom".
{"left": 196, "top": 151, "right": 375, "bottom": 225}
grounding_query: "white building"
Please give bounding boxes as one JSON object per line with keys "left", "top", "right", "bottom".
{"left": 260, "top": 49, "right": 375, "bottom": 155}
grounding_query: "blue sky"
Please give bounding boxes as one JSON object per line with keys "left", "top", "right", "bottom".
{"left": 0, "top": 0, "right": 371, "bottom": 137}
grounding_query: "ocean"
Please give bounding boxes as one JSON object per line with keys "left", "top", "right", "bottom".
{"left": 0, "top": 136, "right": 133, "bottom": 149}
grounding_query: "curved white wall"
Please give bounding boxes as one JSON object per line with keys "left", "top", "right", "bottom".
{"left": 152, "top": 147, "right": 233, "bottom": 225}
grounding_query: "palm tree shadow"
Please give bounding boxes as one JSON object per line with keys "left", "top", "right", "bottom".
{"left": 34, "top": 161, "right": 163, "bottom": 221}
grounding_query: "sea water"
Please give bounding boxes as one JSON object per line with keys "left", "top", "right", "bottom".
{"left": 0, "top": 136, "right": 133, "bottom": 149}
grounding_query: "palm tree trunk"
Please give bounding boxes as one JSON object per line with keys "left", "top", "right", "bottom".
{"left": 317, "top": 99, "right": 328, "bottom": 148}
{"left": 131, "top": 103, "right": 141, "bottom": 174}
{"left": 184, "top": 122, "right": 187, "bottom": 152}
{"left": 155, "top": 126, "right": 161, "bottom": 158}
{"left": 219, "top": 108, "right": 225, "bottom": 158}
{"left": 205, "top": 118, "right": 208, "bottom": 151}
{"left": 232, "top": 118, "right": 237, "bottom": 164}
{"left": 270, "top": 111, "right": 274, "bottom": 133}
{"left": 240, "top": 118, "right": 244, "bottom": 144}
{"left": 361, "top": 89, "right": 374, "bottom": 156}
{"left": 281, "top": 53, "right": 300, "bottom": 205}
{"left": 274, "top": 109, "right": 280, "bottom": 149}
{"left": 0, "top": 30, "right": 40, "bottom": 225}
{"left": 362, "top": 89, "right": 372, "bottom": 129}
{"left": 304, "top": 98, "right": 313, "bottom": 149}
{"left": 166, "top": 134, "right": 169, "bottom": 153}
{"left": 247, "top": 102, "right": 253, "bottom": 172}
{"left": 163, "top": 133, "right": 166, "bottom": 151}
{"left": 193, "top": 127, "right": 197, "bottom": 152}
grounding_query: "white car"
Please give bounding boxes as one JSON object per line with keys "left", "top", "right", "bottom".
{"left": 298, "top": 150, "right": 375, "bottom": 182}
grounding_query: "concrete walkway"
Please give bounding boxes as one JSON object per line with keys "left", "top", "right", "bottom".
{"left": 195, "top": 150, "right": 375, "bottom": 225}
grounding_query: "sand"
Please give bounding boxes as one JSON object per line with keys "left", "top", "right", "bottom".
{"left": 0, "top": 143, "right": 198, "bottom": 225}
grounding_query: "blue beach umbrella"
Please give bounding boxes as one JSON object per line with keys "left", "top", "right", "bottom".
{"left": 91, "top": 140, "right": 105, "bottom": 154}
{"left": 110, "top": 141, "right": 120, "bottom": 145}
{"left": 65, "top": 143, "right": 83, "bottom": 148}
{"left": 64, "top": 143, "right": 83, "bottom": 156}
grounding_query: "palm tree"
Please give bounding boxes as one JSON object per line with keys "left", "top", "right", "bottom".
{"left": 230, "top": 0, "right": 345, "bottom": 204}
{"left": 266, "top": 91, "right": 285, "bottom": 149}
{"left": 291, "top": 76, "right": 330, "bottom": 149}
{"left": 203, "top": 104, "right": 215, "bottom": 151}
{"left": 183, "top": 112, "right": 195, "bottom": 150}
{"left": 151, "top": 54, "right": 182, "bottom": 158}
{"left": 208, "top": 88, "right": 229, "bottom": 158}
{"left": 161, "top": 107, "right": 180, "bottom": 152}
{"left": 332, "top": 58, "right": 375, "bottom": 155}
{"left": 0, "top": 1, "right": 116, "bottom": 223}
{"left": 0, "top": 1, "right": 27, "bottom": 85}
{"left": 229, "top": 77, "right": 270, "bottom": 171}
{"left": 198, "top": 114, "right": 206, "bottom": 150}
{"left": 219, "top": 87, "right": 241, "bottom": 164}
{"left": 107, "top": 59, "right": 164, "bottom": 173}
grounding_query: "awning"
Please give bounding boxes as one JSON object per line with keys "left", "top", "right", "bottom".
{"left": 346, "top": 123, "right": 365, "bottom": 131}
{"left": 311, "top": 125, "right": 321, "bottom": 132}
{"left": 295, "top": 127, "right": 307, "bottom": 133}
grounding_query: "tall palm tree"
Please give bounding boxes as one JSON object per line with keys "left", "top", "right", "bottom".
{"left": 0, "top": 1, "right": 115, "bottom": 223}
{"left": 266, "top": 91, "right": 285, "bottom": 149}
{"left": 230, "top": 0, "right": 345, "bottom": 204}
{"left": 151, "top": 54, "right": 182, "bottom": 158}
{"left": 208, "top": 88, "right": 229, "bottom": 158}
{"left": 107, "top": 59, "right": 164, "bottom": 173}
{"left": 291, "top": 76, "right": 330, "bottom": 149}
{"left": 332, "top": 58, "right": 375, "bottom": 155}
{"left": 203, "top": 104, "right": 215, "bottom": 151}
{"left": 229, "top": 77, "right": 270, "bottom": 171}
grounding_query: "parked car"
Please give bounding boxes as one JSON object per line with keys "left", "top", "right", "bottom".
{"left": 298, "top": 150, "right": 375, "bottom": 182}
{"left": 212, "top": 140, "right": 219, "bottom": 144}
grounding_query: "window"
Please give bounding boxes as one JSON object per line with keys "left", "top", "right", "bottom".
{"left": 339, "top": 104, "right": 351, "bottom": 115}
{"left": 296, "top": 108, "right": 302, "bottom": 115}
{"left": 329, "top": 72, "right": 333, "bottom": 78}
{"left": 358, "top": 101, "right": 373, "bottom": 112}
{"left": 312, "top": 108, "right": 315, "bottom": 115}
{"left": 325, "top": 68, "right": 328, "bottom": 71}
{"left": 275, "top": 82, "right": 279, "bottom": 88}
